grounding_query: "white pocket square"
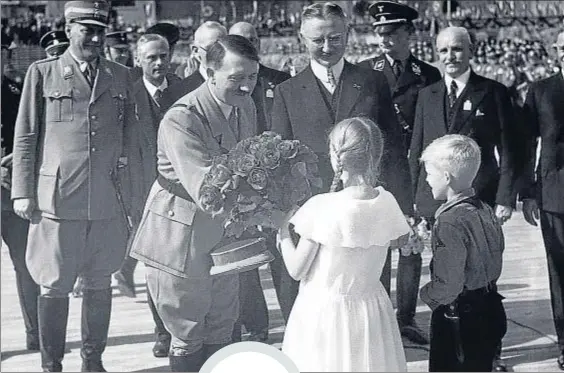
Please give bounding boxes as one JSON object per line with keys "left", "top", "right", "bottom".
{"left": 476, "top": 109, "right": 485, "bottom": 117}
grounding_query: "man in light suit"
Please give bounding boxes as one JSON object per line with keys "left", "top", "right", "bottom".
{"left": 357, "top": 1, "right": 442, "bottom": 345}
{"left": 229, "top": 21, "right": 291, "bottom": 344}
{"left": 129, "top": 35, "right": 259, "bottom": 372}
{"left": 520, "top": 30, "right": 564, "bottom": 371}
{"left": 162, "top": 21, "right": 227, "bottom": 110}
{"left": 11, "top": 1, "right": 139, "bottom": 371}
{"left": 270, "top": 2, "right": 412, "bottom": 322}
{"left": 409, "top": 27, "right": 522, "bottom": 371}
{"left": 114, "top": 33, "right": 181, "bottom": 358}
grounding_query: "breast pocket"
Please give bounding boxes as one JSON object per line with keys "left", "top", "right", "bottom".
{"left": 44, "top": 88, "right": 73, "bottom": 122}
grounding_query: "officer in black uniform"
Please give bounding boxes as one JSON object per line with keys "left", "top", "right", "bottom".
{"left": 1, "top": 33, "right": 41, "bottom": 352}
{"left": 357, "top": 1, "right": 441, "bottom": 346}
{"left": 39, "top": 30, "right": 70, "bottom": 58}
{"left": 105, "top": 30, "right": 134, "bottom": 67}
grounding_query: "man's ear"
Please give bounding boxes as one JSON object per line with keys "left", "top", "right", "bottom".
{"left": 65, "top": 23, "right": 72, "bottom": 39}
{"left": 207, "top": 67, "right": 215, "bottom": 80}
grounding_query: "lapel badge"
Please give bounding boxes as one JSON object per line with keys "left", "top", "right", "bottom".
{"left": 394, "top": 103, "right": 400, "bottom": 114}
{"left": 411, "top": 62, "right": 421, "bottom": 76}
{"left": 374, "top": 60, "right": 385, "bottom": 71}
{"left": 63, "top": 65, "right": 73, "bottom": 79}
{"left": 266, "top": 88, "right": 274, "bottom": 98}
{"left": 476, "top": 108, "right": 485, "bottom": 117}
{"left": 463, "top": 100, "right": 472, "bottom": 111}
{"left": 353, "top": 83, "right": 361, "bottom": 90}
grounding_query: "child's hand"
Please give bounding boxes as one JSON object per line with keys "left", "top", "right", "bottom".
{"left": 278, "top": 206, "right": 299, "bottom": 244}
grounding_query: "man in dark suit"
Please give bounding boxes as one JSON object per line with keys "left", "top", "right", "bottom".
{"left": 409, "top": 26, "right": 522, "bottom": 371}
{"left": 270, "top": 2, "right": 412, "bottom": 323}
{"left": 357, "top": 1, "right": 441, "bottom": 346}
{"left": 113, "top": 33, "right": 181, "bottom": 358}
{"left": 162, "top": 21, "right": 227, "bottom": 110}
{"left": 228, "top": 21, "right": 291, "bottom": 343}
{"left": 1, "top": 34, "right": 40, "bottom": 352}
{"left": 520, "top": 30, "right": 564, "bottom": 371}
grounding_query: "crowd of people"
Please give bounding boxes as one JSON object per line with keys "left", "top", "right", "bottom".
{"left": 1, "top": 0, "right": 564, "bottom": 372}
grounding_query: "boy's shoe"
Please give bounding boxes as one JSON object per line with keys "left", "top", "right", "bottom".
{"left": 399, "top": 321, "right": 429, "bottom": 345}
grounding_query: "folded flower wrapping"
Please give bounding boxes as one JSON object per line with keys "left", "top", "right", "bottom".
{"left": 400, "top": 217, "right": 431, "bottom": 256}
{"left": 199, "top": 132, "right": 322, "bottom": 238}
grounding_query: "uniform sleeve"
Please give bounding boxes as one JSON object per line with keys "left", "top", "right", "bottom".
{"left": 159, "top": 108, "right": 212, "bottom": 208}
{"left": 420, "top": 222, "right": 467, "bottom": 310}
{"left": 270, "top": 85, "right": 293, "bottom": 138}
{"left": 11, "top": 63, "right": 43, "bottom": 199}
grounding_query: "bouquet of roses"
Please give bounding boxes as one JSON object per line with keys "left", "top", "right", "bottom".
{"left": 400, "top": 217, "right": 431, "bottom": 256}
{"left": 199, "top": 131, "right": 322, "bottom": 238}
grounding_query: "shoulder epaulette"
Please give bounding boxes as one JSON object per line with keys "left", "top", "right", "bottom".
{"left": 35, "top": 55, "right": 59, "bottom": 64}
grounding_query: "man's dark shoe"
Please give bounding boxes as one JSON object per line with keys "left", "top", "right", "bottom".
{"left": 247, "top": 329, "right": 268, "bottom": 342}
{"left": 152, "top": 334, "right": 171, "bottom": 358}
{"left": 557, "top": 352, "right": 564, "bottom": 371}
{"left": 399, "top": 321, "right": 429, "bottom": 345}
{"left": 492, "top": 357, "right": 508, "bottom": 372}
{"left": 113, "top": 271, "right": 136, "bottom": 298}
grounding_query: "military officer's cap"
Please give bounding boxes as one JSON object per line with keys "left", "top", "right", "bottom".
{"left": 39, "top": 31, "right": 69, "bottom": 56}
{"left": 369, "top": 1, "right": 419, "bottom": 29}
{"left": 64, "top": 0, "right": 110, "bottom": 28}
{"left": 105, "top": 31, "right": 129, "bottom": 48}
{"left": 1, "top": 33, "right": 17, "bottom": 50}
{"left": 145, "top": 23, "right": 179, "bottom": 46}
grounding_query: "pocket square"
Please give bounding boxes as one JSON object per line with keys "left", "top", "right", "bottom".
{"left": 475, "top": 109, "right": 485, "bottom": 117}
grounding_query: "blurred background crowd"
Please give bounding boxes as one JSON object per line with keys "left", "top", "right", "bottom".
{"left": 1, "top": 0, "right": 563, "bottom": 106}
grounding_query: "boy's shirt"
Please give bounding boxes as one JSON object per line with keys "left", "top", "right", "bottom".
{"left": 420, "top": 188, "right": 505, "bottom": 310}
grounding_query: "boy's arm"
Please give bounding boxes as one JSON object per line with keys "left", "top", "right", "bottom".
{"left": 420, "top": 222, "right": 467, "bottom": 310}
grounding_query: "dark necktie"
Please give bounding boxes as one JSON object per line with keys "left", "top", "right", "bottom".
{"left": 153, "top": 89, "right": 163, "bottom": 107}
{"left": 393, "top": 60, "right": 403, "bottom": 78}
{"left": 228, "top": 107, "right": 240, "bottom": 140}
{"left": 449, "top": 80, "right": 458, "bottom": 108}
{"left": 84, "top": 63, "right": 95, "bottom": 87}
{"left": 326, "top": 67, "right": 337, "bottom": 94}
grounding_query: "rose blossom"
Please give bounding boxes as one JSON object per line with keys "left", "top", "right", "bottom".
{"left": 199, "top": 185, "right": 224, "bottom": 213}
{"left": 209, "top": 164, "right": 232, "bottom": 188}
{"left": 247, "top": 168, "right": 268, "bottom": 190}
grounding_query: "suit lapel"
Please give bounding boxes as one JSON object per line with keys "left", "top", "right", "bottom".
{"left": 448, "top": 72, "right": 488, "bottom": 134}
{"left": 335, "top": 62, "right": 362, "bottom": 120}
{"left": 429, "top": 80, "right": 448, "bottom": 133}
{"left": 90, "top": 58, "right": 113, "bottom": 104}
{"left": 300, "top": 66, "right": 334, "bottom": 126}
{"left": 134, "top": 81, "right": 159, "bottom": 154}
{"left": 198, "top": 84, "right": 238, "bottom": 151}
{"left": 381, "top": 58, "right": 398, "bottom": 91}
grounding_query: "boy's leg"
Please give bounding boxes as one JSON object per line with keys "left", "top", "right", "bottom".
{"left": 429, "top": 306, "right": 460, "bottom": 372}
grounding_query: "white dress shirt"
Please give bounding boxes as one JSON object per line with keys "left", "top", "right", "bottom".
{"left": 310, "top": 58, "right": 344, "bottom": 94}
{"left": 444, "top": 68, "right": 471, "bottom": 98}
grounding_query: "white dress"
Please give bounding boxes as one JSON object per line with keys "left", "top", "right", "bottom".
{"left": 281, "top": 187, "right": 410, "bottom": 372}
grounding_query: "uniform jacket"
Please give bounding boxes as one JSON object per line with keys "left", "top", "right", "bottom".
{"left": 2, "top": 76, "right": 22, "bottom": 211}
{"left": 11, "top": 50, "right": 138, "bottom": 220}
{"left": 129, "top": 82, "right": 258, "bottom": 279}
{"left": 357, "top": 54, "right": 442, "bottom": 150}
{"left": 130, "top": 73, "right": 181, "bottom": 212}
{"left": 270, "top": 60, "right": 413, "bottom": 214}
{"left": 161, "top": 70, "right": 205, "bottom": 111}
{"left": 253, "top": 64, "right": 290, "bottom": 134}
{"left": 409, "top": 71, "right": 521, "bottom": 218}
{"left": 521, "top": 73, "right": 564, "bottom": 213}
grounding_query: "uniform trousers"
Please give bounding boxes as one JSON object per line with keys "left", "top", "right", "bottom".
{"left": 540, "top": 210, "right": 564, "bottom": 350}
{"left": 232, "top": 268, "right": 269, "bottom": 341}
{"left": 26, "top": 214, "right": 127, "bottom": 295}
{"left": 429, "top": 289, "right": 507, "bottom": 372}
{"left": 145, "top": 265, "right": 239, "bottom": 355}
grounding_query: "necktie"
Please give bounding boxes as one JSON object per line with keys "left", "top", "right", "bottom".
{"left": 326, "top": 67, "right": 337, "bottom": 94}
{"left": 392, "top": 59, "right": 403, "bottom": 78}
{"left": 83, "top": 63, "right": 95, "bottom": 87}
{"left": 228, "top": 107, "right": 240, "bottom": 140}
{"left": 153, "top": 89, "right": 163, "bottom": 107}
{"left": 449, "top": 80, "right": 458, "bottom": 108}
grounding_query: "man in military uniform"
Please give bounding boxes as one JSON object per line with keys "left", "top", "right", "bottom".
{"left": 39, "top": 31, "right": 70, "bottom": 58}
{"left": 2, "top": 33, "right": 40, "bottom": 353}
{"left": 229, "top": 21, "right": 291, "bottom": 343}
{"left": 357, "top": 1, "right": 441, "bottom": 345}
{"left": 11, "top": 1, "right": 139, "bottom": 371}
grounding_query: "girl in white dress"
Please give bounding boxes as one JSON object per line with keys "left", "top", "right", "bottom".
{"left": 278, "top": 117, "right": 411, "bottom": 372}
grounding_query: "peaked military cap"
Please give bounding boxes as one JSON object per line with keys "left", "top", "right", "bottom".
{"left": 106, "top": 30, "right": 129, "bottom": 48}
{"left": 40, "top": 30, "right": 69, "bottom": 56}
{"left": 145, "top": 22, "right": 180, "bottom": 46}
{"left": 369, "top": 1, "right": 419, "bottom": 27}
{"left": 65, "top": 0, "right": 110, "bottom": 28}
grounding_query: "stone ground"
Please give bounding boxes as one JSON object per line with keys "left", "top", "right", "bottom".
{"left": 1, "top": 209, "right": 562, "bottom": 372}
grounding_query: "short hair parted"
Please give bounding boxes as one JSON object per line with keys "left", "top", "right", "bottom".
{"left": 328, "top": 117, "right": 384, "bottom": 192}
{"left": 420, "top": 134, "right": 481, "bottom": 181}
{"left": 206, "top": 34, "right": 259, "bottom": 70}
{"left": 301, "top": 2, "right": 348, "bottom": 24}
{"left": 136, "top": 33, "right": 169, "bottom": 56}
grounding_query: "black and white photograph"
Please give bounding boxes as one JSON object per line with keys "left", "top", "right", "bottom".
{"left": 1, "top": 0, "right": 563, "bottom": 371}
